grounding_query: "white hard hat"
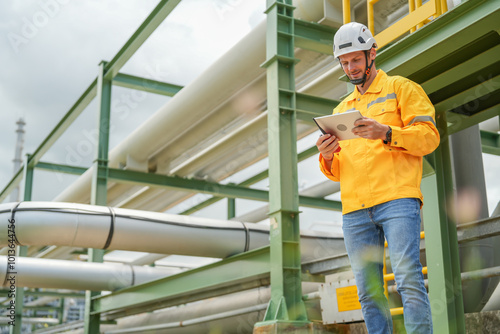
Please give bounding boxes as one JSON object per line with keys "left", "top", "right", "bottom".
{"left": 333, "top": 22, "right": 377, "bottom": 58}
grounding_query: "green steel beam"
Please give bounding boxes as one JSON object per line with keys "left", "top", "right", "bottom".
{"left": 481, "top": 129, "right": 500, "bottom": 156}
{"left": 457, "top": 215, "right": 500, "bottom": 243}
{"left": 295, "top": 93, "right": 340, "bottom": 121}
{"left": 422, "top": 156, "right": 436, "bottom": 178}
{"left": 377, "top": 0, "right": 499, "bottom": 78}
{"left": 58, "top": 298, "right": 64, "bottom": 325}
{"left": 227, "top": 197, "right": 236, "bottom": 219}
{"left": 108, "top": 168, "right": 341, "bottom": 211}
{"left": 35, "top": 161, "right": 88, "bottom": 175}
{"left": 103, "top": 0, "right": 182, "bottom": 80}
{"left": 22, "top": 155, "right": 34, "bottom": 201}
{"left": 23, "top": 306, "right": 62, "bottom": 311}
{"left": 84, "top": 61, "right": 113, "bottom": 334}
{"left": 112, "top": 73, "right": 183, "bottom": 96}
{"left": 0, "top": 291, "right": 84, "bottom": 298}
{"left": 90, "top": 62, "right": 112, "bottom": 207}
{"left": 434, "top": 75, "right": 500, "bottom": 115}
{"left": 447, "top": 106, "right": 500, "bottom": 136}
{"left": 297, "top": 145, "right": 319, "bottom": 161}
{"left": 293, "top": 19, "right": 335, "bottom": 54}
{"left": 424, "top": 114, "right": 465, "bottom": 334}
{"left": 0, "top": 167, "right": 23, "bottom": 203}
{"left": 180, "top": 168, "right": 271, "bottom": 215}
{"left": 0, "top": 79, "right": 97, "bottom": 202}
{"left": 180, "top": 135, "right": 331, "bottom": 216}
{"left": 108, "top": 168, "right": 269, "bottom": 200}
{"left": 301, "top": 195, "right": 341, "bottom": 211}
{"left": 29, "top": 80, "right": 98, "bottom": 169}
{"left": 91, "top": 247, "right": 270, "bottom": 317}
{"left": 256, "top": 0, "right": 309, "bottom": 328}
{"left": 180, "top": 196, "right": 225, "bottom": 216}
{"left": 421, "top": 43, "right": 500, "bottom": 95}
{"left": 9, "top": 155, "right": 34, "bottom": 334}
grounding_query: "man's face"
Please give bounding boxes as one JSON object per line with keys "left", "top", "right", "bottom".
{"left": 338, "top": 50, "right": 367, "bottom": 81}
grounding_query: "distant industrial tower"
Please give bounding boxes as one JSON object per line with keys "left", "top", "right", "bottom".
{"left": 10, "top": 118, "right": 26, "bottom": 202}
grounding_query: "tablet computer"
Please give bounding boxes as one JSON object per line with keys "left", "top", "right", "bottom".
{"left": 313, "top": 110, "right": 363, "bottom": 141}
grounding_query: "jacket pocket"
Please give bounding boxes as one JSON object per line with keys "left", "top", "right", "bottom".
{"left": 368, "top": 100, "right": 402, "bottom": 126}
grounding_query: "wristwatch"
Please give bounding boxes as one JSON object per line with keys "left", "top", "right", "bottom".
{"left": 383, "top": 127, "right": 392, "bottom": 144}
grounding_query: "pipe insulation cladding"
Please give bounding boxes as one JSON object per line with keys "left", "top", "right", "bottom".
{"left": 0, "top": 256, "right": 180, "bottom": 291}
{"left": 0, "top": 202, "right": 345, "bottom": 261}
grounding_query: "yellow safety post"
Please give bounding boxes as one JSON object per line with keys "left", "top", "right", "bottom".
{"left": 410, "top": 0, "right": 417, "bottom": 33}
{"left": 343, "top": 0, "right": 351, "bottom": 24}
{"left": 383, "top": 232, "right": 427, "bottom": 317}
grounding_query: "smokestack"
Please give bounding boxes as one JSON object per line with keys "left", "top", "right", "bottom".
{"left": 10, "top": 118, "right": 26, "bottom": 202}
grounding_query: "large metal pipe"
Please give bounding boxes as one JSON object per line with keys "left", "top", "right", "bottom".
{"left": 0, "top": 317, "right": 58, "bottom": 325}
{"left": 450, "top": 125, "right": 500, "bottom": 312}
{"left": 232, "top": 180, "right": 341, "bottom": 223}
{"left": 44, "top": 7, "right": 345, "bottom": 261}
{"left": 35, "top": 283, "right": 321, "bottom": 334}
{"left": 0, "top": 202, "right": 345, "bottom": 261}
{"left": 51, "top": 19, "right": 342, "bottom": 213}
{"left": 53, "top": 22, "right": 269, "bottom": 205}
{"left": 0, "top": 256, "right": 179, "bottom": 291}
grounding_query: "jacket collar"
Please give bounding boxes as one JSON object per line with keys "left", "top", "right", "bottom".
{"left": 347, "top": 70, "right": 387, "bottom": 101}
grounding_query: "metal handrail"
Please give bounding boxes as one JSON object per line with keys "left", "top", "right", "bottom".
{"left": 383, "top": 231, "right": 426, "bottom": 316}
{"left": 342, "top": 0, "right": 449, "bottom": 48}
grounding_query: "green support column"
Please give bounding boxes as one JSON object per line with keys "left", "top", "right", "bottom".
{"left": 58, "top": 298, "right": 65, "bottom": 324}
{"left": 227, "top": 198, "right": 236, "bottom": 219}
{"left": 84, "top": 61, "right": 112, "bottom": 334}
{"left": 254, "top": 0, "right": 309, "bottom": 331}
{"left": 422, "top": 113, "right": 465, "bottom": 334}
{"left": 10, "top": 154, "right": 33, "bottom": 334}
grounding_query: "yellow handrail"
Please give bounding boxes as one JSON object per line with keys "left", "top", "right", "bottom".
{"left": 343, "top": 0, "right": 351, "bottom": 24}
{"left": 383, "top": 231, "right": 427, "bottom": 316}
{"left": 341, "top": 0, "right": 449, "bottom": 49}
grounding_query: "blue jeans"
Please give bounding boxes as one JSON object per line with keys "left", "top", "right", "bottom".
{"left": 342, "top": 198, "right": 432, "bottom": 334}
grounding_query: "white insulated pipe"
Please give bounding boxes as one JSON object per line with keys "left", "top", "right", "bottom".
{"left": 0, "top": 202, "right": 345, "bottom": 261}
{"left": 53, "top": 21, "right": 269, "bottom": 205}
{"left": 232, "top": 180, "right": 341, "bottom": 223}
{"left": 0, "top": 256, "right": 179, "bottom": 291}
{"left": 52, "top": 14, "right": 342, "bottom": 212}
{"left": 0, "top": 317, "right": 59, "bottom": 325}
{"left": 49, "top": 283, "right": 321, "bottom": 334}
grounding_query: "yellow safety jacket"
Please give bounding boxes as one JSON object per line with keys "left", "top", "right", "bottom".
{"left": 319, "top": 70, "right": 440, "bottom": 214}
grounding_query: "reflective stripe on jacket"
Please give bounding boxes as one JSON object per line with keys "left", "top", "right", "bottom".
{"left": 319, "top": 70, "right": 440, "bottom": 214}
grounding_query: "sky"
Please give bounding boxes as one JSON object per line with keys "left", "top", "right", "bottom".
{"left": 0, "top": 0, "right": 499, "bottom": 228}
{"left": 0, "top": 0, "right": 267, "bottom": 203}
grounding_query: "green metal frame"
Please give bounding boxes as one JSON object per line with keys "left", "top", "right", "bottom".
{"left": 92, "top": 246, "right": 271, "bottom": 318}
{"left": 9, "top": 155, "right": 33, "bottom": 334}
{"left": 254, "top": 0, "right": 309, "bottom": 328}
{"left": 422, "top": 135, "right": 466, "bottom": 333}
{"left": 35, "top": 161, "right": 87, "bottom": 176}
{"left": 0, "top": 290, "right": 84, "bottom": 298}
{"left": 180, "top": 145, "right": 337, "bottom": 216}
{"left": 0, "top": 0, "right": 499, "bottom": 333}
{"left": 107, "top": 168, "right": 341, "bottom": 211}
{"left": 293, "top": 19, "right": 335, "bottom": 55}
{"left": 112, "top": 73, "right": 183, "bottom": 97}
{"left": 481, "top": 130, "right": 500, "bottom": 156}
{"left": 83, "top": 60, "right": 111, "bottom": 334}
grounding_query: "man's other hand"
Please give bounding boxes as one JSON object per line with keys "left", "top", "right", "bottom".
{"left": 352, "top": 117, "right": 389, "bottom": 140}
{"left": 316, "top": 134, "right": 339, "bottom": 161}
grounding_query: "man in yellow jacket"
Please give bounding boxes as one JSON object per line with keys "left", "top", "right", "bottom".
{"left": 316, "top": 22, "right": 439, "bottom": 334}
